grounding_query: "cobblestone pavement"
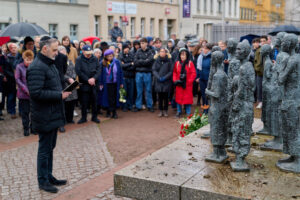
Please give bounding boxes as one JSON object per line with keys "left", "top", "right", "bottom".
{"left": 0, "top": 124, "right": 115, "bottom": 200}
{"left": 0, "top": 114, "right": 24, "bottom": 143}
{"left": 91, "top": 187, "right": 133, "bottom": 200}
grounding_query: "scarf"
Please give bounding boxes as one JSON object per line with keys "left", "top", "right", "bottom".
{"left": 180, "top": 60, "right": 188, "bottom": 89}
{"left": 65, "top": 45, "right": 71, "bottom": 54}
{"left": 107, "top": 59, "right": 115, "bottom": 82}
{"left": 197, "top": 52, "right": 211, "bottom": 70}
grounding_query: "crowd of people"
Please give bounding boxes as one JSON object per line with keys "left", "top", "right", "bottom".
{"left": 0, "top": 24, "right": 292, "bottom": 138}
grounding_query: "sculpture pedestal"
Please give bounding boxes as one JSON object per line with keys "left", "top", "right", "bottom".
{"left": 114, "top": 119, "right": 300, "bottom": 200}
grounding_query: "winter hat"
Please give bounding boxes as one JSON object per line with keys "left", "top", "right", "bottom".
{"left": 104, "top": 49, "right": 114, "bottom": 57}
{"left": 40, "top": 36, "right": 51, "bottom": 42}
{"left": 122, "top": 43, "right": 129, "bottom": 50}
{"left": 177, "top": 40, "right": 186, "bottom": 48}
{"left": 82, "top": 45, "right": 93, "bottom": 54}
{"left": 168, "top": 39, "right": 175, "bottom": 47}
{"left": 146, "top": 36, "right": 153, "bottom": 44}
{"left": 24, "top": 36, "right": 34, "bottom": 45}
{"left": 179, "top": 47, "right": 188, "bottom": 54}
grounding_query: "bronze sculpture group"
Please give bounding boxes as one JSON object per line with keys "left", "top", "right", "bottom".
{"left": 205, "top": 33, "right": 300, "bottom": 173}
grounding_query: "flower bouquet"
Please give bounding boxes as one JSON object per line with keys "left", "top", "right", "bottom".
{"left": 119, "top": 88, "right": 126, "bottom": 103}
{"left": 179, "top": 109, "right": 209, "bottom": 138}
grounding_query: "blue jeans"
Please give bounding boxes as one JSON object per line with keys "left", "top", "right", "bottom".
{"left": 177, "top": 104, "right": 192, "bottom": 115}
{"left": 135, "top": 72, "right": 153, "bottom": 109}
{"left": 7, "top": 92, "right": 16, "bottom": 115}
{"left": 124, "top": 78, "right": 135, "bottom": 110}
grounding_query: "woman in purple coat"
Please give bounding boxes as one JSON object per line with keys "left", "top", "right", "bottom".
{"left": 15, "top": 50, "right": 34, "bottom": 136}
{"left": 99, "top": 49, "right": 124, "bottom": 119}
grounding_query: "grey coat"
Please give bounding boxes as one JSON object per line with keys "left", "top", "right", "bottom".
{"left": 64, "top": 60, "right": 78, "bottom": 101}
{"left": 152, "top": 56, "right": 173, "bottom": 93}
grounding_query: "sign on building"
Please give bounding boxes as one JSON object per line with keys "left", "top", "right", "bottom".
{"left": 183, "top": 0, "right": 191, "bottom": 18}
{"left": 107, "top": 1, "right": 137, "bottom": 15}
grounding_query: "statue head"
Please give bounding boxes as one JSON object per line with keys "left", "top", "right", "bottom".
{"left": 212, "top": 50, "right": 224, "bottom": 67}
{"left": 236, "top": 40, "right": 251, "bottom": 61}
{"left": 212, "top": 46, "right": 222, "bottom": 53}
{"left": 274, "top": 32, "right": 286, "bottom": 48}
{"left": 282, "top": 33, "right": 298, "bottom": 53}
{"left": 226, "top": 38, "right": 238, "bottom": 54}
{"left": 260, "top": 44, "right": 272, "bottom": 58}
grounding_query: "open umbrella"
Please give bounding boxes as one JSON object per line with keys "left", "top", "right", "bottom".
{"left": 82, "top": 36, "right": 101, "bottom": 45}
{"left": 0, "top": 22, "right": 48, "bottom": 37}
{"left": 269, "top": 25, "right": 300, "bottom": 36}
{"left": 240, "top": 34, "right": 260, "bottom": 44}
{"left": 0, "top": 36, "right": 10, "bottom": 46}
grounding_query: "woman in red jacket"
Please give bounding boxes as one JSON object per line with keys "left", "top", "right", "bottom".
{"left": 173, "top": 48, "right": 196, "bottom": 118}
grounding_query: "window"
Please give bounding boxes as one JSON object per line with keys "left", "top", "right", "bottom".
{"left": 204, "top": 0, "right": 207, "bottom": 13}
{"left": 108, "top": 16, "right": 113, "bottom": 35}
{"left": 170, "top": 0, "right": 173, "bottom": 3}
{"left": 196, "top": 24, "right": 200, "bottom": 35}
{"left": 197, "top": 0, "right": 200, "bottom": 12}
{"left": 210, "top": 0, "right": 213, "bottom": 13}
{"left": 229, "top": 0, "right": 232, "bottom": 15}
{"left": 234, "top": 0, "right": 237, "bottom": 16}
{"left": 141, "top": 18, "right": 145, "bottom": 37}
{"left": 0, "top": 23, "right": 9, "bottom": 32}
{"left": 94, "top": 15, "right": 100, "bottom": 37}
{"left": 49, "top": 24, "right": 57, "bottom": 37}
{"left": 240, "top": 8, "right": 243, "bottom": 19}
{"left": 218, "top": 0, "right": 222, "bottom": 13}
{"left": 69, "top": 0, "right": 77, "bottom": 3}
{"left": 130, "top": 17, "right": 135, "bottom": 38}
{"left": 119, "top": 16, "right": 125, "bottom": 35}
{"left": 150, "top": 18, "right": 154, "bottom": 36}
{"left": 70, "top": 24, "right": 78, "bottom": 40}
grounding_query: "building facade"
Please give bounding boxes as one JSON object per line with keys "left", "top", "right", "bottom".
{"left": 239, "top": 0, "right": 285, "bottom": 25}
{"left": 285, "top": 0, "right": 300, "bottom": 27}
{"left": 0, "top": 0, "right": 90, "bottom": 40}
{"left": 179, "top": 0, "right": 240, "bottom": 42}
{"left": 89, "top": 0, "right": 179, "bottom": 41}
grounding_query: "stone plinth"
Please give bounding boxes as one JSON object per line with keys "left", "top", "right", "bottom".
{"left": 114, "top": 119, "right": 300, "bottom": 200}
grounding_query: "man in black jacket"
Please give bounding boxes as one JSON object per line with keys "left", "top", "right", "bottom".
{"left": 133, "top": 37, "right": 155, "bottom": 112}
{"left": 27, "top": 36, "right": 71, "bottom": 193}
{"left": 119, "top": 44, "right": 135, "bottom": 111}
{"left": 75, "top": 45, "right": 101, "bottom": 124}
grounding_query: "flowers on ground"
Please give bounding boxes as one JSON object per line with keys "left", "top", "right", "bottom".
{"left": 179, "top": 109, "right": 209, "bottom": 137}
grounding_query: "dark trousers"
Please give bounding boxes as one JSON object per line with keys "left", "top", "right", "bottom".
{"left": 80, "top": 90, "right": 97, "bottom": 120}
{"left": 37, "top": 129, "right": 58, "bottom": 185}
{"left": 256, "top": 75, "right": 263, "bottom": 102}
{"left": 19, "top": 99, "right": 30, "bottom": 131}
{"left": 124, "top": 78, "right": 135, "bottom": 110}
{"left": 158, "top": 92, "right": 169, "bottom": 111}
{"left": 107, "top": 83, "right": 117, "bottom": 112}
{"left": 200, "top": 79, "right": 208, "bottom": 114}
{"left": 65, "top": 100, "right": 76, "bottom": 123}
{"left": 1, "top": 91, "right": 16, "bottom": 114}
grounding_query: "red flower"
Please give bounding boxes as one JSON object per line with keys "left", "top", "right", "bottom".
{"left": 183, "top": 131, "right": 186, "bottom": 134}
{"left": 181, "top": 134, "right": 185, "bottom": 138}
{"left": 189, "top": 114, "right": 193, "bottom": 118}
{"left": 180, "top": 131, "right": 183, "bottom": 134}
{"left": 185, "top": 125, "right": 189, "bottom": 129}
{"left": 199, "top": 113, "right": 202, "bottom": 117}
{"left": 181, "top": 124, "right": 184, "bottom": 130}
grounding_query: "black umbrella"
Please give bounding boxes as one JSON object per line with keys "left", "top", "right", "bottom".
{"left": 0, "top": 22, "right": 48, "bottom": 37}
{"left": 269, "top": 25, "right": 300, "bottom": 36}
{"left": 240, "top": 34, "right": 260, "bottom": 44}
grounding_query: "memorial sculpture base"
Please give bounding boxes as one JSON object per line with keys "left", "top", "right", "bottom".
{"left": 114, "top": 119, "right": 300, "bottom": 200}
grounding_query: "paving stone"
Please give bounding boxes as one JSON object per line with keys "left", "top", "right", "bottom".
{"left": 0, "top": 124, "right": 115, "bottom": 200}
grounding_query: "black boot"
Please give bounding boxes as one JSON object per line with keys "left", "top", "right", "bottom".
{"left": 106, "top": 111, "right": 111, "bottom": 118}
{"left": 49, "top": 176, "right": 67, "bottom": 186}
{"left": 24, "top": 129, "right": 30, "bottom": 136}
{"left": 112, "top": 111, "right": 118, "bottom": 119}
{"left": 39, "top": 182, "right": 58, "bottom": 193}
{"left": 77, "top": 118, "right": 87, "bottom": 124}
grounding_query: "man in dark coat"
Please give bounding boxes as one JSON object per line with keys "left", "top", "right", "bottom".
{"left": 110, "top": 21, "right": 123, "bottom": 42}
{"left": 119, "top": 44, "right": 135, "bottom": 111}
{"left": 27, "top": 36, "right": 71, "bottom": 193}
{"left": 75, "top": 45, "right": 101, "bottom": 124}
{"left": 133, "top": 37, "right": 155, "bottom": 112}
